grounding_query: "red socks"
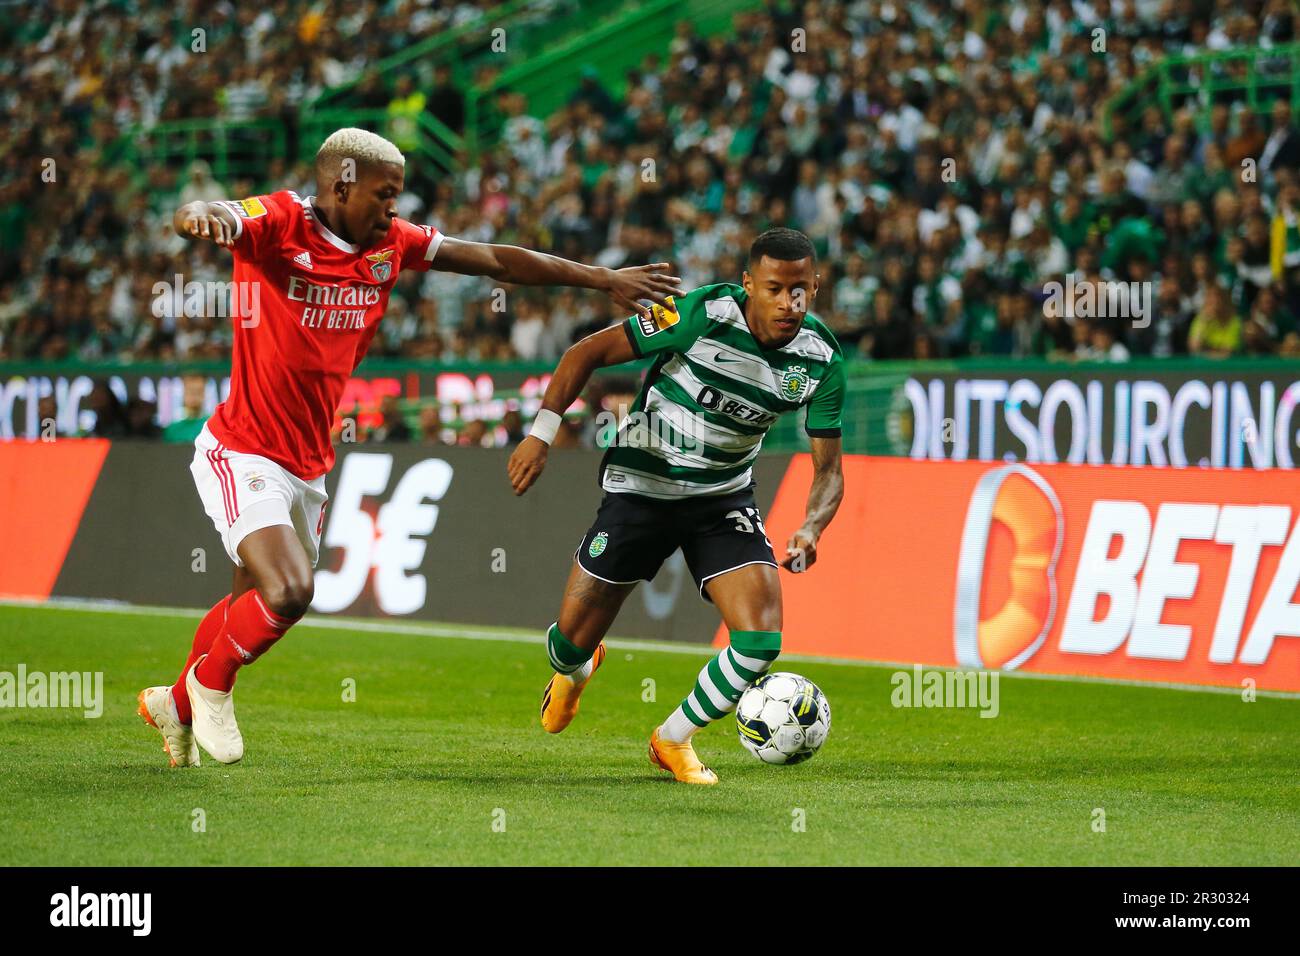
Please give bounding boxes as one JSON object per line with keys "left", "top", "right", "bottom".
{"left": 194, "top": 590, "right": 298, "bottom": 693}
{"left": 172, "top": 595, "right": 229, "bottom": 724}
{"left": 172, "top": 591, "right": 298, "bottom": 723}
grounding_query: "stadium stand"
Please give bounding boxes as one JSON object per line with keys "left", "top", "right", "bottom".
{"left": 1, "top": 0, "right": 1299, "bottom": 439}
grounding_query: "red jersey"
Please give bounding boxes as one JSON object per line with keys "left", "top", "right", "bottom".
{"left": 205, "top": 190, "right": 442, "bottom": 479}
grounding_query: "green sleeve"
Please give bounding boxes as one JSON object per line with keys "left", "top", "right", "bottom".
{"left": 621, "top": 289, "right": 709, "bottom": 358}
{"left": 805, "top": 357, "right": 844, "bottom": 437}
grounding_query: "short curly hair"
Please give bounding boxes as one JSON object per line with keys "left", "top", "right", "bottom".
{"left": 315, "top": 127, "right": 405, "bottom": 178}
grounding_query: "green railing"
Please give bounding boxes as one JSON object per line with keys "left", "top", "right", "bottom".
{"left": 126, "top": 118, "right": 287, "bottom": 186}
{"left": 298, "top": 109, "right": 465, "bottom": 177}
{"left": 464, "top": 0, "right": 753, "bottom": 157}
{"left": 306, "top": 0, "right": 640, "bottom": 165}
{"left": 119, "top": 109, "right": 465, "bottom": 189}
{"left": 107, "top": 0, "right": 760, "bottom": 185}
{"left": 308, "top": 0, "right": 632, "bottom": 109}
{"left": 1103, "top": 43, "right": 1300, "bottom": 140}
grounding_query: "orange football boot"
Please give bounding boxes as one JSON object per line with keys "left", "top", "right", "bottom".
{"left": 540, "top": 642, "right": 606, "bottom": 733}
{"left": 648, "top": 727, "right": 719, "bottom": 785}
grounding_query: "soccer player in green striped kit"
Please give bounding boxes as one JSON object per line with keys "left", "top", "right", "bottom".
{"left": 508, "top": 228, "right": 845, "bottom": 784}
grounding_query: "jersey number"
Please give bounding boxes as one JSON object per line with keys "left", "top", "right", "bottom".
{"left": 726, "top": 507, "right": 770, "bottom": 544}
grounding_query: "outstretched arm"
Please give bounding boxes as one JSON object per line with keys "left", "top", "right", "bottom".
{"left": 779, "top": 436, "right": 844, "bottom": 572}
{"left": 434, "top": 236, "right": 680, "bottom": 320}
{"left": 173, "top": 201, "right": 238, "bottom": 247}
{"left": 507, "top": 324, "right": 635, "bottom": 496}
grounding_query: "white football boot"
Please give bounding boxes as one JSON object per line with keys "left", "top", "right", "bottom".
{"left": 185, "top": 655, "right": 245, "bottom": 764}
{"left": 137, "top": 686, "right": 201, "bottom": 767}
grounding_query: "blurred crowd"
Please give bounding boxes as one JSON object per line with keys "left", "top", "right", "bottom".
{"left": 3, "top": 0, "right": 1300, "bottom": 369}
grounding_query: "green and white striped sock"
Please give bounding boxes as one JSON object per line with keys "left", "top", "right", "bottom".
{"left": 546, "top": 623, "right": 594, "bottom": 681}
{"left": 658, "top": 630, "right": 781, "bottom": 743}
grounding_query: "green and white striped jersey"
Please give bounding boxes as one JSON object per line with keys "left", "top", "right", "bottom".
{"left": 601, "top": 282, "right": 845, "bottom": 499}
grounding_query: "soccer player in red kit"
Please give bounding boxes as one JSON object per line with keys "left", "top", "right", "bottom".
{"left": 137, "top": 128, "right": 680, "bottom": 767}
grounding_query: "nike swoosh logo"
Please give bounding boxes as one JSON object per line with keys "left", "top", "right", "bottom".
{"left": 713, "top": 352, "right": 744, "bottom": 364}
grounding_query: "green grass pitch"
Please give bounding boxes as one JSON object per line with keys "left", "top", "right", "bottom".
{"left": 1, "top": 603, "right": 1297, "bottom": 866}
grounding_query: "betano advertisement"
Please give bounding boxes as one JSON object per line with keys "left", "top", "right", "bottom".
{"left": 765, "top": 456, "right": 1300, "bottom": 692}
{"left": 3, "top": 438, "right": 1298, "bottom": 692}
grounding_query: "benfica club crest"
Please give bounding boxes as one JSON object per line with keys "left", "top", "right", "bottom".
{"left": 366, "top": 249, "right": 394, "bottom": 282}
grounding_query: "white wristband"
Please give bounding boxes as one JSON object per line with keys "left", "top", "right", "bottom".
{"left": 529, "top": 409, "right": 562, "bottom": 445}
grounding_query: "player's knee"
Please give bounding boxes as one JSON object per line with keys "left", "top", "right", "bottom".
{"left": 730, "top": 629, "right": 782, "bottom": 662}
{"left": 260, "top": 575, "right": 314, "bottom": 620}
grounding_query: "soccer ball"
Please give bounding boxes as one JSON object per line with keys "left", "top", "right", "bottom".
{"left": 736, "top": 672, "right": 831, "bottom": 765}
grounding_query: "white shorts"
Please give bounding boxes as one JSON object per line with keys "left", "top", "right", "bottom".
{"left": 190, "top": 424, "right": 328, "bottom": 568}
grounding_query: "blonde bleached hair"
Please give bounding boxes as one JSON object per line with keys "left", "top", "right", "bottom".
{"left": 315, "top": 127, "right": 406, "bottom": 175}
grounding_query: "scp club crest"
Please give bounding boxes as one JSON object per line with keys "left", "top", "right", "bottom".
{"left": 779, "top": 364, "right": 810, "bottom": 402}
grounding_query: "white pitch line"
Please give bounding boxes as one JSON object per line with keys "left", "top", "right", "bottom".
{"left": 2, "top": 596, "right": 1298, "bottom": 700}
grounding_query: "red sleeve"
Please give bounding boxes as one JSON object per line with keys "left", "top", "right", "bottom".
{"left": 212, "top": 191, "right": 293, "bottom": 262}
{"left": 394, "top": 218, "right": 445, "bottom": 273}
